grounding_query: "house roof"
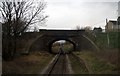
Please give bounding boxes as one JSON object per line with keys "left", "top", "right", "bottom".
{"left": 109, "top": 20, "right": 117, "bottom": 25}
{"left": 93, "top": 27, "right": 102, "bottom": 30}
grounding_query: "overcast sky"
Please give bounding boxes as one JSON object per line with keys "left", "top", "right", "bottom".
{"left": 1, "top": 0, "right": 119, "bottom": 30}
{"left": 38, "top": 0, "right": 120, "bottom": 30}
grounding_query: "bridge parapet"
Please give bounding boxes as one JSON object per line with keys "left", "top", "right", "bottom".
{"left": 39, "top": 29, "right": 85, "bottom": 36}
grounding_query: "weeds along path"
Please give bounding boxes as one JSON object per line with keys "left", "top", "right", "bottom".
{"left": 68, "top": 53, "right": 90, "bottom": 74}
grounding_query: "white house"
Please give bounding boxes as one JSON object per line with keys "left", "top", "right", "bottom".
{"left": 105, "top": 20, "right": 116, "bottom": 31}
{"left": 105, "top": 19, "right": 120, "bottom": 32}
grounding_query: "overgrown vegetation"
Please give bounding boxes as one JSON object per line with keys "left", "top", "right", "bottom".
{"left": 51, "top": 40, "right": 74, "bottom": 53}
{"left": 94, "top": 32, "right": 119, "bottom": 49}
{"left": 74, "top": 51, "right": 118, "bottom": 74}
{"left": 73, "top": 31, "right": 119, "bottom": 74}
{"left": 69, "top": 54, "right": 89, "bottom": 74}
{"left": 2, "top": 51, "right": 54, "bottom": 74}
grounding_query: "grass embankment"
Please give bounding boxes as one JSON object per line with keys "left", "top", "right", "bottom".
{"left": 95, "top": 32, "right": 119, "bottom": 49}
{"left": 73, "top": 51, "right": 118, "bottom": 74}
{"left": 3, "top": 51, "right": 54, "bottom": 74}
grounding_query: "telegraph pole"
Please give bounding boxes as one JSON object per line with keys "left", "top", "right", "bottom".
{"left": 118, "top": 17, "right": 120, "bottom": 31}
{"left": 106, "top": 19, "right": 110, "bottom": 47}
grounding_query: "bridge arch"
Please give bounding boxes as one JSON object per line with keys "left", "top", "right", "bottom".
{"left": 48, "top": 38, "right": 76, "bottom": 53}
{"left": 26, "top": 30, "right": 99, "bottom": 54}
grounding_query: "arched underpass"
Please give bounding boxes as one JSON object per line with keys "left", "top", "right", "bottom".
{"left": 49, "top": 39, "right": 75, "bottom": 54}
{"left": 28, "top": 30, "right": 99, "bottom": 54}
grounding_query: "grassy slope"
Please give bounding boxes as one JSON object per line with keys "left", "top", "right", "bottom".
{"left": 95, "top": 32, "right": 119, "bottom": 49}
{"left": 74, "top": 51, "right": 118, "bottom": 74}
{"left": 2, "top": 51, "right": 54, "bottom": 74}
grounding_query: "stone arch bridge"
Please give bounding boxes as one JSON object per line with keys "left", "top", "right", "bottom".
{"left": 22, "top": 30, "right": 99, "bottom": 54}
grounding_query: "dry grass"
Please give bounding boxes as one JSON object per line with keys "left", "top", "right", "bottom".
{"left": 74, "top": 50, "right": 118, "bottom": 74}
{"left": 2, "top": 51, "right": 54, "bottom": 74}
{"left": 96, "top": 49, "right": 118, "bottom": 65}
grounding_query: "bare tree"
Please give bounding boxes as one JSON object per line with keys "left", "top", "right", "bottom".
{"left": 0, "top": 0, "right": 48, "bottom": 60}
{"left": 76, "top": 25, "right": 81, "bottom": 30}
{"left": 83, "top": 26, "right": 92, "bottom": 33}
